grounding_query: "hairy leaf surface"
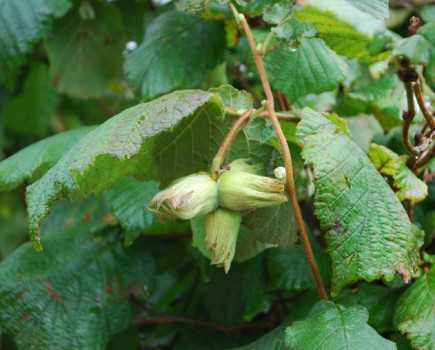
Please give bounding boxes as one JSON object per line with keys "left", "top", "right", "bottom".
{"left": 265, "top": 38, "right": 348, "bottom": 101}
{"left": 0, "top": 0, "right": 70, "bottom": 83}
{"left": 297, "top": 108, "right": 419, "bottom": 295}
{"left": 0, "top": 126, "right": 95, "bottom": 191}
{"left": 125, "top": 11, "right": 225, "bottom": 101}
{"left": 394, "top": 266, "right": 435, "bottom": 350}
{"left": 285, "top": 301, "right": 396, "bottom": 349}
{"left": 0, "top": 225, "right": 155, "bottom": 350}
{"left": 26, "top": 90, "right": 224, "bottom": 251}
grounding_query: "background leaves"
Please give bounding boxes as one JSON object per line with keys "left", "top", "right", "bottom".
{"left": 0, "top": 224, "right": 155, "bottom": 350}
{"left": 125, "top": 11, "right": 226, "bottom": 101}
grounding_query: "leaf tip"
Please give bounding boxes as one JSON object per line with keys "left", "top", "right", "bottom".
{"left": 30, "top": 230, "right": 43, "bottom": 252}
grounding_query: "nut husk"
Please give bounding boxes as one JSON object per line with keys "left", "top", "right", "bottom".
{"left": 205, "top": 208, "right": 241, "bottom": 273}
{"left": 147, "top": 174, "right": 218, "bottom": 220}
{"left": 217, "top": 171, "right": 288, "bottom": 211}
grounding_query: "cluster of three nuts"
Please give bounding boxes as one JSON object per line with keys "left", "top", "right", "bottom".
{"left": 147, "top": 160, "right": 288, "bottom": 272}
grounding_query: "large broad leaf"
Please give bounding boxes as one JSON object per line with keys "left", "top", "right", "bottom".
{"left": 369, "top": 144, "right": 428, "bottom": 203}
{"left": 25, "top": 90, "right": 224, "bottom": 251}
{"left": 0, "top": 225, "right": 155, "bottom": 350}
{"left": 285, "top": 300, "right": 396, "bottom": 349}
{"left": 0, "top": 126, "right": 95, "bottom": 191}
{"left": 0, "top": 0, "right": 71, "bottom": 83}
{"left": 125, "top": 11, "right": 225, "bottom": 101}
{"left": 393, "top": 266, "right": 435, "bottom": 350}
{"left": 4, "top": 62, "right": 58, "bottom": 136}
{"left": 45, "top": 1, "right": 125, "bottom": 98}
{"left": 297, "top": 108, "right": 419, "bottom": 295}
{"left": 294, "top": 7, "right": 390, "bottom": 62}
{"left": 265, "top": 38, "right": 348, "bottom": 101}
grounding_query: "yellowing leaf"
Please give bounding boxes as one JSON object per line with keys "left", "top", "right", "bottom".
{"left": 369, "top": 144, "right": 428, "bottom": 203}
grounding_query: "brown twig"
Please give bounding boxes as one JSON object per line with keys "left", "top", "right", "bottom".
{"left": 259, "top": 111, "right": 300, "bottom": 122}
{"left": 276, "top": 90, "right": 287, "bottom": 111}
{"left": 424, "top": 171, "right": 435, "bottom": 183}
{"left": 132, "top": 311, "right": 275, "bottom": 332}
{"left": 224, "top": 107, "right": 300, "bottom": 122}
{"left": 402, "top": 82, "right": 420, "bottom": 156}
{"left": 413, "top": 80, "right": 435, "bottom": 129}
{"left": 211, "top": 108, "right": 255, "bottom": 177}
{"left": 95, "top": 98, "right": 116, "bottom": 117}
{"left": 226, "top": 64, "right": 262, "bottom": 103}
{"left": 407, "top": 200, "right": 414, "bottom": 222}
{"left": 283, "top": 94, "right": 292, "bottom": 111}
{"left": 234, "top": 6, "right": 328, "bottom": 301}
{"left": 414, "top": 144, "right": 435, "bottom": 170}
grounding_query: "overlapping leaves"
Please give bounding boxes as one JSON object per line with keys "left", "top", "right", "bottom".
{"left": 297, "top": 108, "right": 419, "bottom": 295}
{"left": 285, "top": 301, "right": 396, "bottom": 349}
{"left": 125, "top": 11, "right": 225, "bottom": 101}
{"left": 264, "top": 38, "right": 348, "bottom": 101}
{"left": 24, "top": 90, "right": 224, "bottom": 251}
{"left": 0, "top": 126, "right": 95, "bottom": 191}
{"left": 0, "top": 0, "right": 70, "bottom": 83}
{"left": 369, "top": 143, "right": 428, "bottom": 203}
{"left": 394, "top": 266, "right": 435, "bottom": 350}
{"left": 0, "top": 224, "right": 155, "bottom": 350}
{"left": 45, "top": 1, "right": 125, "bottom": 98}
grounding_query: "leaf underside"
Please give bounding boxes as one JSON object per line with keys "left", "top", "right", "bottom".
{"left": 25, "top": 90, "right": 224, "bottom": 251}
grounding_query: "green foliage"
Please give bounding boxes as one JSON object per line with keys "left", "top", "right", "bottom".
{"left": 4, "top": 62, "right": 58, "bottom": 136}
{"left": 285, "top": 300, "right": 396, "bottom": 349}
{"left": 45, "top": 1, "right": 125, "bottom": 98}
{"left": 267, "top": 238, "right": 331, "bottom": 292}
{"left": 25, "top": 90, "right": 224, "bottom": 251}
{"left": 125, "top": 11, "right": 225, "bottom": 101}
{"left": 297, "top": 108, "right": 419, "bottom": 295}
{"left": 344, "top": 0, "right": 389, "bottom": 20}
{"left": 0, "top": 224, "right": 155, "bottom": 350}
{"left": 294, "top": 7, "right": 390, "bottom": 62}
{"left": 0, "top": 0, "right": 70, "bottom": 83}
{"left": 104, "top": 177, "right": 190, "bottom": 245}
{"left": 265, "top": 38, "right": 348, "bottom": 101}
{"left": 394, "top": 266, "right": 435, "bottom": 350}
{"left": 201, "top": 254, "right": 271, "bottom": 325}
{"left": 0, "top": 126, "right": 95, "bottom": 191}
{"left": 1, "top": 1, "right": 435, "bottom": 349}
{"left": 369, "top": 143, "right": 428, "bottom": 203}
